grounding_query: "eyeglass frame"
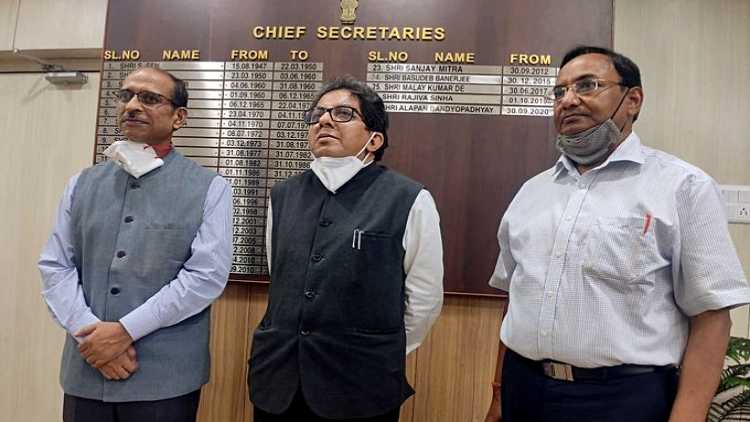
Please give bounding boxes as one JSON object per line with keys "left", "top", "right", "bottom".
{"left": 546, "top": 78, "right": 625, "bottom": 102}
{"left": 303, "top": 105, "right": 365, "bottom": 125}
{"left": 112, "top": 89, "right": 178, "bottom": 108}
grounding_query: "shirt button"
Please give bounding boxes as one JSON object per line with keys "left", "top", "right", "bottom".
{"left": 116, "top": 250, "right": 127, "bottom": 258}
{"left": 110, "top": 287, "right": 120, "bottom": 295}
{"left": 319, "top": 219, "right": 332, "bottom": 227}
{"left": 124, "top": 216, "right": 134, "bottom": 223}
{"left": 300, "top": 330, "right": 310, "bottom": 336}
{"left": 565, "top": 216, "right": 573, "bottom": 222}
{"left": 304, "top": 290, "right": 315, "bottom": 300}
{"left": 311, "top": 254, "right": 323, "bottom": 262}
{"left": 130, "top": 182, "right": 140, "bottom": 189}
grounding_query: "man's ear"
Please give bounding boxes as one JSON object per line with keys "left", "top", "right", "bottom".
{"left": 172, "top": 107, "right": 188, "bottom": 130}
{"left": 366, "top": 132, "right": 384, "bottom": 153}
{"left": 625, "top": 86, "right": 643, "bottom": 120}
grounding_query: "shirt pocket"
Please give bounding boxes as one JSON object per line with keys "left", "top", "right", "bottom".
{"left": 581, "top": 216, "right": 663, "bottom": 286}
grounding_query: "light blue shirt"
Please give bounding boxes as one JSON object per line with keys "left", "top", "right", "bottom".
{"left": 39, "top": 171, "right": 233, "bottom": 342}
{"left": 490, "top": 132, "right": 750, "bottom": 367}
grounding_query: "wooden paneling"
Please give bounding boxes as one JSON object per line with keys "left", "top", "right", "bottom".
{"left": 14, "top": 0, "right": 107, "bottom": 50}
{"left": 614, "top": 0, "right": 750, "bottom": 334}
{"left": 0, "top": 72, "right": 100, "bottom": 421}
{"left": 197, "top": 284, "right": 253, "bottom": 422}
{"left": 410, "top": 296, "right": 504, "bottom": 422}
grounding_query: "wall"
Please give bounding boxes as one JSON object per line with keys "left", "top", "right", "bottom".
{"left": 0, "top": 71, "right": 101, "bottom": 421}
{"left": 0, "top": 0, "right": 749, "bottom": 420}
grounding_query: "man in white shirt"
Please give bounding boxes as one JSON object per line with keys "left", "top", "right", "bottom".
{"left": 486, "top": 46, "right": 750, "bottom": 422}
{"left": 248, "top": 76, "right": 444, "bottom": 422}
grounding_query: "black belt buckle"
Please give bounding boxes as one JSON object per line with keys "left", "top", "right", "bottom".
{"left": 542, "top": 361, "right": 575, "bottom": 382}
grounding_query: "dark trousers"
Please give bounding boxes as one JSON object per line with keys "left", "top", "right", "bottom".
{"left": 254, "top": 389, "right": 400, "bottom": 422}
{"left": 63, "top": 390, "right": 201, "bottom": 422}
{"left": 501, "top": 350, "right": 679, "bottom": 422}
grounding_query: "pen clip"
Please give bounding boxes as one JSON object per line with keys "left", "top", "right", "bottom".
{"left": 352, "top": 229, "right": 363, "bottom": 250}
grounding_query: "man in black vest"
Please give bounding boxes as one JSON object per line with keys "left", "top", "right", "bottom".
{"left": 249, "top": 76, "right": 444, "bottom": 421}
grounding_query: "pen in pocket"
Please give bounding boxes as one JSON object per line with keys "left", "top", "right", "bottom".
{"left": 643, "top": 213, "right": 652, "bottom": 235}
{"left": 352, "top": 228, "right": 363, "bottom": 250}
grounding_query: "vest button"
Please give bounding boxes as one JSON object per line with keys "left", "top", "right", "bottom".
{"left": 304, "top": 290, "right": 315, "bottom": 300}
{"left": 130, "top": 182, "right": 140, "bottom": 189}
{"left": 319, "top": 219, "right": 332, "bottom": 227}
{"left": 124, "top": 216, "right": 134, "bottom": 223}
{"left": 300, "top": 330, "right": 310, "bottom": 336}
{"left": 116, "top": 250, "right": 126, "bottom": 258}
{"left": 311, "top": 254, "right": 323, "bottom": 262}
{"left": 110, "top": 287, "right": 120, "bottom": 295}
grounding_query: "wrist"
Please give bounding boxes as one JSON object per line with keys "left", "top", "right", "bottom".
{"left": 117, "top": 322, "right": 134, "bottom": 344}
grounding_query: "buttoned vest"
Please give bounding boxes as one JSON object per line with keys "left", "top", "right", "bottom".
{"left": 249, "top": 165, "right": 422, "bottom": 419}
{"left": 62, "top": 151, "right": 216, "bottom": 401}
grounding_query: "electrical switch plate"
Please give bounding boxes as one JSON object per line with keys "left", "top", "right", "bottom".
{"left": 720, "top": 185, "right": 750, "bottom": 224}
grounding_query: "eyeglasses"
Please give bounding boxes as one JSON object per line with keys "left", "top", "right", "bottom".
{"left": 303, "top": 106, "right": 364, "bottom": 125}
{"left": 113, "top": 89, "right": 175, "bottom": 107}
{"left": 546, "top": 78, "right": 624, "bottom": 102}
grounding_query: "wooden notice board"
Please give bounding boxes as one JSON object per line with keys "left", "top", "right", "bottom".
{"left": 95, "top": 0, "right": 613, "bottom": 295}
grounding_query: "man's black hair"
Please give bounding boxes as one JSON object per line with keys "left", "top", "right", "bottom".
{"left": 309, "top": 75, "right": 389, "bottom": 161}
{"left": 164, "top": 71, "right": 188, "bottom": 108}
{"left": 561, "top": 46, "right": 642, "bottom": 121}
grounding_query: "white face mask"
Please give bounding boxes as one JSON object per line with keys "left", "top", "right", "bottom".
{"left": 102, "top": 140, "right": 164, "bottom": 178}
{"left": 310, "top": 132, "right": 378, "bottom": 193}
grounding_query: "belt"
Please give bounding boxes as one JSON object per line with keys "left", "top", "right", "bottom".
{"left": 510, "top": 350, "right": 676, "bottom": 382}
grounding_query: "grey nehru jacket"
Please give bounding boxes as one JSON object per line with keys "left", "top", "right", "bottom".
{"left": 62, "top": 151, "right": 216, "bottom": 402}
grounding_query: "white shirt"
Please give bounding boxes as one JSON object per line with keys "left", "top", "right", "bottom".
{"left": 267, "top": 189, "right": 444, "bottom": 354}
{"left": 489, "top": 132, "right": 750, "bottom": 367}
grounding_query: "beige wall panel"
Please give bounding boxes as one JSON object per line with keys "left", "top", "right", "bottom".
{"left": 0, "top": 0, "right": 19, "bottom": 50}
{"left": 14, "top": 0, "right": 107, "bottom": 50}
{"left": 411, "top": 296, "right": 503, "bottom": 422}
{"left": 615, "top": 0, "right": 750, "bottom": 335}
{"left": 0, "top": 72, "right": 100, "bottom": 421}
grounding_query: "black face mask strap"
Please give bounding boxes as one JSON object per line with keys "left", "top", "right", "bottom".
{"left": 608, "top": 87, "right": 631, "bottom": 132}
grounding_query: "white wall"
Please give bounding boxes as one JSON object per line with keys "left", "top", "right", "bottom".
{"left": 0, "top": 72, "right": 100, "bottom": 420}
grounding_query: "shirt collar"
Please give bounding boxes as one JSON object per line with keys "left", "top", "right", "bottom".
{"left": 553, "top": 131, "right": 644, "bottom": 178}
{"left": 148, "top": 142, "right": 173, "bottom": 158}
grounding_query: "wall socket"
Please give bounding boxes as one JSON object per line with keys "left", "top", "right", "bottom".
{"left": 720, "top": 185, "right": 750, "bottom": 224}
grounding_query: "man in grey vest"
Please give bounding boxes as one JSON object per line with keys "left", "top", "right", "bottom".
{"left": 39, "top": 67, "right": 233, "bottom": 422}
{"left": 249, "top": 76, "right": 444, "bottom": 421}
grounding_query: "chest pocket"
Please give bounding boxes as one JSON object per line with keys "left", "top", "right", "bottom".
{"left": 582, "top": 216, "right": 665, "bottom": 285}
{"left": 137, "top": 227, "right": 192, "bottom": 282}
{"left": 348, "top": 230, "right": 404, "bottom": 332}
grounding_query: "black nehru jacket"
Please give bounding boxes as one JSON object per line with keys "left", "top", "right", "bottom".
{"left": 249, "top": 164, "right": 423, "bottom": 419}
